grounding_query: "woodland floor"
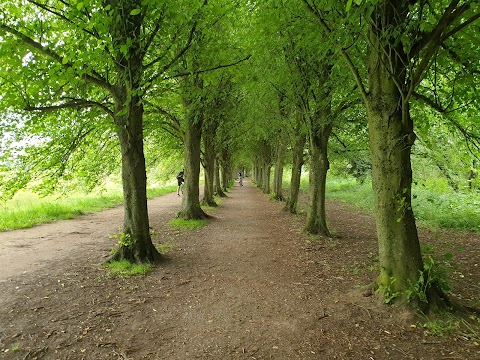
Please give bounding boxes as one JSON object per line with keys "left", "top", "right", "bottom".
{"left": 0, "top": 180, "right": 480, "bottom": 360}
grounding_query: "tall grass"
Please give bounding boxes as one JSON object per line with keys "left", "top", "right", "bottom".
{"left": 317, "top": 176, "right": 480, "bottom": 232}
{"left": 0, "top": 184, "right": 177, "bottom": 232}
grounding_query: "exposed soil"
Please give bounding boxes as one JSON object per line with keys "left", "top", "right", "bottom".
{"left": 0, "top": 180, "right": 479, "bottom": 360}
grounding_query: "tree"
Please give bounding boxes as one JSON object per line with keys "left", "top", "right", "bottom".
{"left": 285, "top": 111, "right": 307, "bottom": 214}
{"left": 177, "top": 70, "right": 209, "bottom": 219}
{"left": 0, "top": 0, "right": 207, "bottom": 263}
{"left": 175, "top": 1, "right": 250, "bottom": 218}
{"left": 304, "top": 0, "right": 480, "bottom": 309}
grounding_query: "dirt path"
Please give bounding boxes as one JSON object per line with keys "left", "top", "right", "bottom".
{"left": 1, "top": 180, "right": 479, "bottom": 359}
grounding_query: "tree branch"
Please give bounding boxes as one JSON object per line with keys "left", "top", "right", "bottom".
{"left": 26, "top": 0, "right": 101, "bottom": 40}
{"left": 24, "top": 99, "right": 114, "bottom": 117}
{"left": 146, "top": 22, "right": 198, "bottom": 85}
{"left": 409, "top": 1, "right": 470, "bottom": 91}
{"left": 440, "top": 7, "right": 480, "bottom": 43}
{"left": 144, "top": 32, "right": 179, "bottom": 70}
{"left": 0, "top": 24, "right": 114, "bottom": 96}
{"left": 144, "top": 101, "right": 183, "bottom": 137}
{"left": 302, "top": 0, "right": 369, "bottom": 105}
{"left": 441, "top": 43, "right": 480, "bottom": 74}
{"left": 142, "top": 5, "right": 167, "bottom": 59}
{"left": 145, "top": 0, "right": 208, "bottom": 86}
{"left": 163, "top": 55, "right": 252, "bottom": 80}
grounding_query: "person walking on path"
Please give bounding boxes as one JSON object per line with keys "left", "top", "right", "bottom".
{"left": 176, "top": 170, "right": 185, "bottom": 195}
{"left": 238, "top": 171, "right": 243, "bottom": 186}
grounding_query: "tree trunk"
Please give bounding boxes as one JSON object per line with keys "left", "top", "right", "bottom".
{"left": 202, "top": 121, "right": 217, "bottom": 207}
{"left": 366, "top": 4, "right": 433, "bottom": 307}
{"left": 178, "top": 114, "right": 208, "bottom": 219}
{"left": 367, "top": 97, "right": 426, "bottom": 304}
{"left": 214, "top": 158, "right": 227, "bottom": 197}
{"left": 262, "top": 162, "right": 271, "bottom": 194}
{"left": 253, "top": 161, "right": 261, "bottom": 186}
{"left": 220, "top": 150, "right": 230, "bottom": 191}
{"left": 305, "top": 121, "right": 332, "bottom": 236}
{"left": 273, "top": 142, "right": 285, "bottom": 201}
{"left": 110, "top": 104, "right": 161, "bottom": 263}
{"left": 285, "top": 131, "right": 306, "bottom": 214}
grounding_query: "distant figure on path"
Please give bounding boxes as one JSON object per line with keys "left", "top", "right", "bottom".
{"left": 176, "top": 170, "right": 185, "bottom": 195}
{"left": 238, "top": 171, "right": 243, "bottom": 186}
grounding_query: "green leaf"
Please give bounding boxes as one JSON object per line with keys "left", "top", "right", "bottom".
{"left": 119, "top": 44, "right": 129, "bottom": 56}
{"left": 76, "top": 2, "right": 84, "bottom": 11}
{"left": 346, "top": 0, "right": 353, "bottom": 12}
{"left": 442, "top": 252, "right": 453, "bottom": 261}
{"left": 130, "top": 8, "right": 141, "bottom": 16}
{"left": 62, "top": 56, "right": 69, "bottom": 65}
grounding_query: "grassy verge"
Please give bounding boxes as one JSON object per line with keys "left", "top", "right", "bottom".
{"left": 0, "top": 184, "right": 177, "bottom": 232}
{"left": 263, "top": 172, "right": 479, "bottom": 232}
{"left": 316, "top": 176, "right": 480, "bottom": 233}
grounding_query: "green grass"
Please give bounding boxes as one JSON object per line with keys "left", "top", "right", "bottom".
{"left": 324, "top": 177, "right": 376, "bottom": 211}
{"left": 0, "top": 184, "right": 177, "bottom": 232}
{"left": 147, "top": 184, "right": 177, "bottom": 198}
{"left": 169, "top": 218, "right": 208, "bottom": 230}
{"left": 201, "top": 196, "right": 223, "bottom": 211}
{"left": 103, "top": 260, "right": 152, "bottom": 277}
{"left": 297, "top": 175, "right": 480, "bottom": 233}
{"left": 419, "top": 311, "right": 480, "bottom": 339}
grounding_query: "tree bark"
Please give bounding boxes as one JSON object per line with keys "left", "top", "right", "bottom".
{"left": 220, "top": 149, "right": 230, "bottom": 191}
{"left": 285, "top": 130, "right": 306, "bottom": 214}
{"left": 214, "top": 157, "right": 227, "bottom": 197}
{"left": 305, "top": 121, "right": 332, "bottom": 236}
{"left": 366, "top": 2, "right": 432, "bottom": 307}
{"left": 262, "top": 162, "right": 271, "bottom": 194}
{"left": 110, "top": 102, "right": 161, "bottom": 263}
{"left": 253, "top": 161, "right": 261, "bottom": 186}
{"left": 273, "top": 142, "right": 285, "bottom": 201}
{"left": 178, "top": 112, "right": 208, "bottom": 219}
{"left": 366, "top": 93, "right": 426, "bottom": 304}
{"left": 202, "top": 120, "right": 217, "bottom": 207}
{"left": 304, "top": 62, "right": 333, "bottom": 237}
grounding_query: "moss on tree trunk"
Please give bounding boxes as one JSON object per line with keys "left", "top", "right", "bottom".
{"left": 366, "top": 4, "right": 448, "bottom": 309}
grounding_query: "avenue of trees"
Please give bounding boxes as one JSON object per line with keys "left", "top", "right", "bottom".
{"left": 1, "top": 0, "right": 479, "bottom": 314}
